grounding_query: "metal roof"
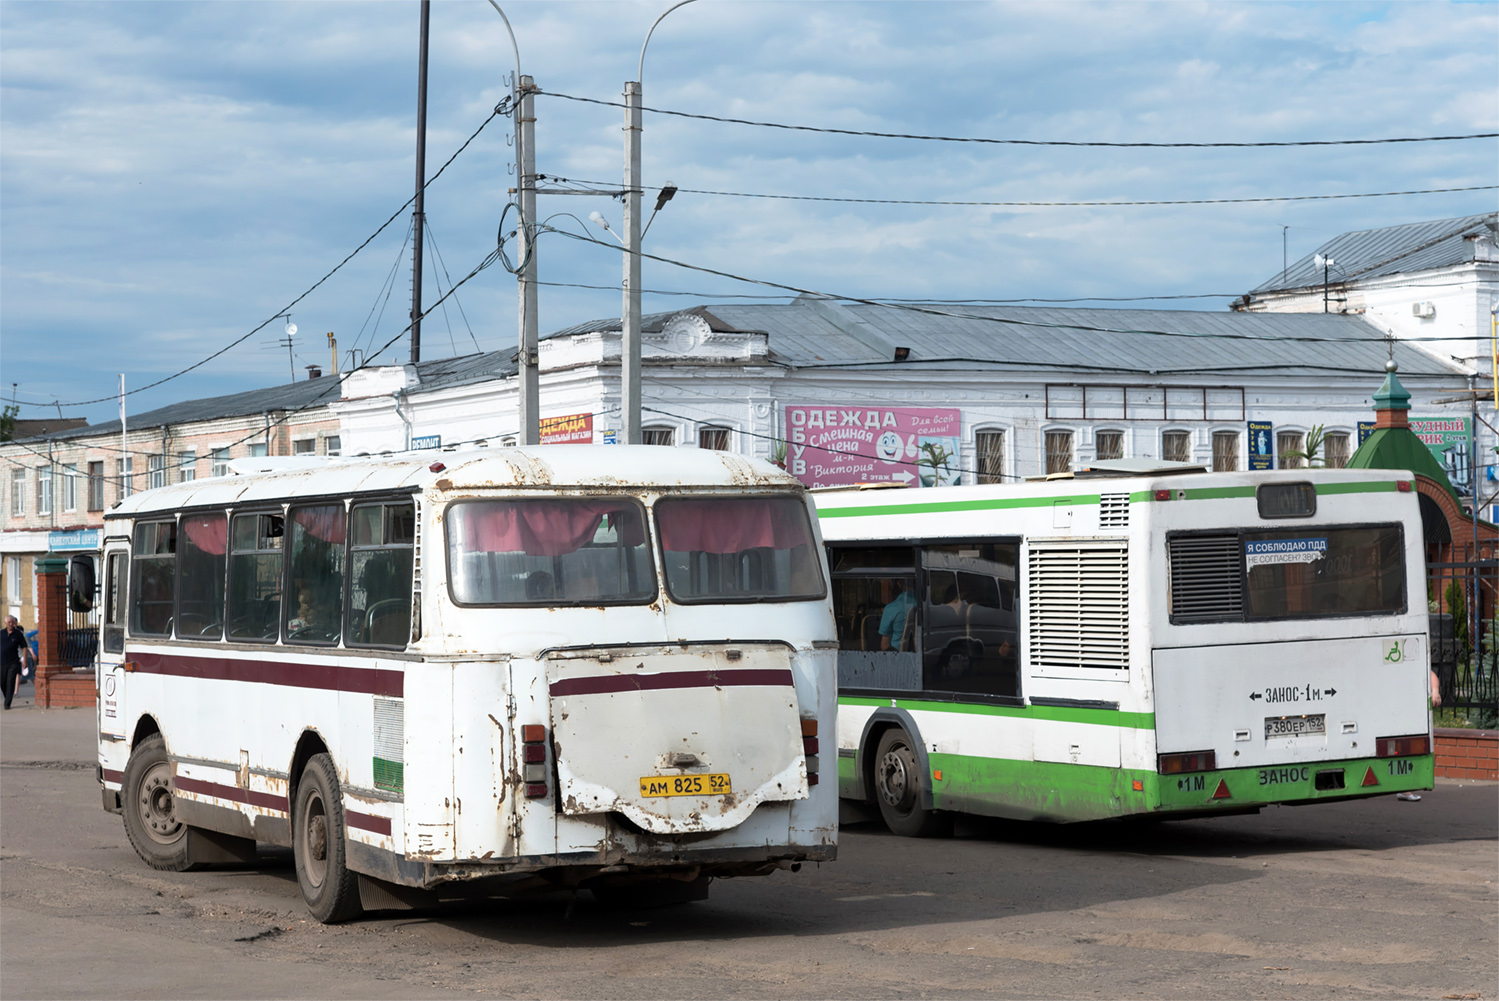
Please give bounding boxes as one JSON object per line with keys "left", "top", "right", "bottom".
{"left": 1250, "top": 211, "right": 1498, "bottom": 294}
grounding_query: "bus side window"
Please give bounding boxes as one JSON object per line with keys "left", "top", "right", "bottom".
{"left": 227, "top": 512, "right": 283, "bottom": 642}
{"left": 920, "top": 543, "right": 1021, "bottom": 699}
{"left": 286, "top": 504, "right": 347, "bottom": 646}
{"left": 827, "top": 545, "right": 920, "bottom": 692}
{"left": 103, "top": 552, "right": 127, "bottom": 654}
{"left": 130, "top": 520, "right": 176, "bottom": 637}
{"left": 348, "top": 502, "right": 414, "bottom": 648}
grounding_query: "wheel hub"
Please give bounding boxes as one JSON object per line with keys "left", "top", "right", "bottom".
{"left": 878, "top": 749, "right": 913, "bottom": 809}
{"left": 138, "top": 764, "right": 182, "bottom": 844}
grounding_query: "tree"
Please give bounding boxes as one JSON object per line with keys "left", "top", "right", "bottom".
{"left": 0, "top": 404, "right": 17, "bottom": 443}
{"left": 1284, "top": 424, "right": 1328, "bottom": 468}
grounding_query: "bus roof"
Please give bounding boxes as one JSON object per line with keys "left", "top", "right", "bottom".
{"left": 106, "top": 445, "right": 801, "bottom": 519}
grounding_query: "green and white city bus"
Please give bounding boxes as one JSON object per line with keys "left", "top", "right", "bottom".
{"left": 815, "top": 465, "right": 1435, "bottom": 835}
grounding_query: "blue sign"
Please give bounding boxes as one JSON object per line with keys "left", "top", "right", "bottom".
{"left": 1357, "top": 421, "right": 1376, "bottom": 447}
{"left": 48, "top": 529, "right": 101, "bottom": 552}
{"left": 1248, "top": 421, "right": 1273, "bottom": 471}
{"left": 411, "top": 434, "right": 441, "bottom": 450}
{"left": 602, "top": 430, "right": 619, "bottom": 445}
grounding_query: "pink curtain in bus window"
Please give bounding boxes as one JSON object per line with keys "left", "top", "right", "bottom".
{"left": 293, "top": 505, "right": 347, "bottom": 545}
{"left": 182, "top": 514, "right": 227, "bottom": 556}
{"left": 659, "top": 498, "right": 810, "bottom": 554}
{"left": 461, "top": 502, "right": 637, "bottom": 557}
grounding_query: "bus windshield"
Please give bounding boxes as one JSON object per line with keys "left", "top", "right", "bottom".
{"left": 446, "top": 498, "right": 654, "bottom": 606}
{"left": 656, "top": 495, "right": 825, "bottom": 604}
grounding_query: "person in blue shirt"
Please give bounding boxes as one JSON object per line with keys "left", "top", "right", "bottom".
{"left": 878, "top": 581, "right": 916, "bottom": 651}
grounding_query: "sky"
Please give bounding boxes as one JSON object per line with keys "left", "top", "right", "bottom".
{"left": 1, "top": 0, "right": 1496, "bottom": 424}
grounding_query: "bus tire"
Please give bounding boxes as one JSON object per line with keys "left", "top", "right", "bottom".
{"left": 293, "top": 754, "right": 364, "bottom": 923}
{"left": 121, "top": 734, "right": 198, "bottom": 871}
{"left": 872, "top": 728, "right": 952, "bottom": 838}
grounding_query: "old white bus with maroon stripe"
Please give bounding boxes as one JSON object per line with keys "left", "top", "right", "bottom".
{"left": 96, "top": 447, "right": 836, "bottom": 921}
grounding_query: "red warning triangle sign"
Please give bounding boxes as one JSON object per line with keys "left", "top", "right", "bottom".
{"left": 1211, "top": 779, "right": 1232, "bottom": 800}
{"left": 1362, "top": 767, "right": 1379, "bottom": 787}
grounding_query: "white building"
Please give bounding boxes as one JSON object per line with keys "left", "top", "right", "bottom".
{"left": 332, "top": 295, "right": 1472, "bottom": 489}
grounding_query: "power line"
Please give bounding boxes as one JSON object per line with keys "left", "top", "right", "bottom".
{"left": 542, "top": 91, "right": 1499, "bottom": 148}
{"left": 541, "top": 175, "right": 1497, "bottom": 208}
{"left": 20, "top": 100, "right": 511, "bottom": 411}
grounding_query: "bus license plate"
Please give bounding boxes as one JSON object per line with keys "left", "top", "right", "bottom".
{"left": 639, "top": 773, "right": 732, "bottom": 798}
{"left": 1264, "top": 714, "right": 1326, "bottom": 738}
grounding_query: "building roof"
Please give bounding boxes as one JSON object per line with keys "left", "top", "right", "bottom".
{"left": 1249, "top": 211, "right": 1498, "bottom": 294}
{"left": 566, "top": 297, "right": 1464, "bottom": 380}
{"left": 1347, "top": 427, "right": 1460, "bottom": 502}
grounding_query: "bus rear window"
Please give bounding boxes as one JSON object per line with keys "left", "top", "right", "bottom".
{"left": 446, "top": 499, "right": 654, "bottom": 606}
{"left": 656, "top": 496, "right": 825, "bottom": 604}
{"left": 1244, "top": 526, "right": 1405, "bottom": 619}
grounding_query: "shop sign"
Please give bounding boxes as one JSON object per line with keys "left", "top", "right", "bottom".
{"left": 785, "top": 406, "right": 961, "bottom": 488}
{"left": 539, "top": 413, "right": 594, "bottom": 445}
{"left": 1247, "top": 421, "right": 1273, "bottom": 471}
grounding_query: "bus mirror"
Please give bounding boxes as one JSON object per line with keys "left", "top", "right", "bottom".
{"left": 68, "top": 555, "right": 96, "bottom": 613}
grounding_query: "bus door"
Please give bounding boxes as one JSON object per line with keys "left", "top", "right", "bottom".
{"left": 97, "top": 544, "right": 130, "bottom": 740}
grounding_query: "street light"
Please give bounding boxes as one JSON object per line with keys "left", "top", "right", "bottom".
{"left": 1314, "top": 253, "right": 1336, "bottom": 314}
{"left": 620, "top": 1, "right": 698, "bottom": 444}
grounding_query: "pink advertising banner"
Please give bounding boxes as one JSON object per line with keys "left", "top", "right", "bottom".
{"left": 784, "top": 406, "right": 962, "bottom": 488}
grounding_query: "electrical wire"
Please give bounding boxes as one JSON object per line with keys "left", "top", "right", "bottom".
{"left": 541, "top": 174, "right": 1498, "bottom": 208}
{"left": 19, "top": 101, "right": 511, "bottom": 411}
{"left": 422, "top": 221, "right": 483, "bottom": 354}
{"left": 351, "top": 218, "right": 415, "bottom": 365}
{"left": 542, "top": 91, "right": 1499, "bottom": 148}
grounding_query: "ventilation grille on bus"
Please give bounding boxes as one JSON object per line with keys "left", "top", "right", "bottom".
{"left": 1099, "top": 493, "right": 1130, "bottom": 530}
{"left": 1027, "top": 541, "right": 1130, "bottom": 670}
{"left": 1167, "top": 534, "right": 1243, "bottom": 622}
{"left": 373, "top": 696, "right": 405, "bottom": 794}
{"left": 410, "top": 499, "right": 423, "bottom": 643}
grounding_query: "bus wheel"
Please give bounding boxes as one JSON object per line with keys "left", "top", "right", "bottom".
{"left": 122, "top": 734, "right": 197, "bottom": 871}
{"left": 872, "top": 729, "right": 951, "bottom": 838}
{"left": 293, "top": 754, "right": 364, "bottom": 923}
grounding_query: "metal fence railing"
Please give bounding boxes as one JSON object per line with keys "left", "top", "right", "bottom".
{"left": 1427, "top": 560, "right": 1499, "bottom": 722}
{"left": 58, "top": 605, "right": 98, "bottom": 670}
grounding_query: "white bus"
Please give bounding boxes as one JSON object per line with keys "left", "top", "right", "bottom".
{"left": 94, "top": 447, "right": 836, "bottom": 920}
{"left": 815, "top": 466, "right": 1435, "bottom": 835}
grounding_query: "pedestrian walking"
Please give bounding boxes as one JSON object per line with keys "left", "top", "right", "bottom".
{"left": 2, "top": 615, "right": 32, "bottom": 710}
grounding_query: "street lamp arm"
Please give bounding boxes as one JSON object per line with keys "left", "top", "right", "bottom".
{"left": 638, "top": 0, "right": 699, "bottom": 83}
{"left": 486, "top": 1, "right": 522, "bottom": 90}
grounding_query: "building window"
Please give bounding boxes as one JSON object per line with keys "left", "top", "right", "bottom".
{"left": 643, "top": 427, "right": 675, "bottom": 447}
{"left": 698, "top": 426, "right": 731, "bottom": 451}
{"left": 10, "top": 468, "right": 23, "bottom": 517}
{"left": 293, "top": 438, "right": 316, "bottom": 455}
{"left": 1324, "top": 432, "right": 1350, "bottom": 469}
{"left": 1162, "top": 430, "right": 1191, "bottom": 464}
{"left": 1095, "top": 430, "right": 1124, "bottom": 461}
{"left": 177, "top": 450, "right": 196, "bottom": 482}
{"left": 248, "top": 443, "right": 268, "bottom": 458}
{"left": 211, "top": 448, "right": 231, "bottom": 477}
{"left": 5, "top": 557, "right": 20, "bottom": 603}
{"left": 325, "top": 436, "right": 341, "bottom": 456}
{"left": 1212, "top": 431, "right": 1239, "bottom": 472}
{"left": 37, "top": 467, "right": 52, "bottom": 515}
{"left": 148, "top": 454, "right": 167, "bottom": 490}
{"left": 1045, "top": 430, "right": 1073, "bottom": 475}
{"left": 1277, "top": 431, "right": 1306, "bottom": 469}
{"left": 117, "top": 458, "right": 133, "bottom": 500}
{"left": 975, "top": 430, "right": 1005, "bottom": 484}
{"left": 88, "top": 462, "right": 104, "bottom": 511}
{"left": 63, "top": 465, "right": 78, "bottom": 512}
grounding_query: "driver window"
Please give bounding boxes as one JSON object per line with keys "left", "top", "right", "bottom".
{"left": 286, "top": 504, "right": 346, "bottom": 646}
{"left": 103, "top": 552, "right": 126, "bottom": 654}
{"left": 348, "top": 502, "right": 414, "bottom": 648}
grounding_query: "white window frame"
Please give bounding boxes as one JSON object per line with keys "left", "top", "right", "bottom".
{"left": 642, "top": 425, "right": 678, "bottom": 447}
{"left": 1211, "top": 429, "right": 1241, "bottom": 472}
{"left": 10, "top": 468, "right": 23, "bottom": 517}
{"left": 1323, "top": 430, "right": 1351, "bottom": 469}
{"left": 1043, "top": 428, "right": 1074, "bottom": 476}
{"left": 247, "top": 442, "right": 269, "bottom": 458}
{"left": 37, "top": 466, "right": 52, "bottom": 516}
{"left": 87, "top": 461, "right": 105, "bottom": 511}
{"left": 148, "top": 453, "right": 167, "bottom": 490}
{"left": 973, "top": 427, "right": 1007, "bottom": 485}
{"left": 696, "top": 425, "right": 733, "bottom": 451}
{"left": 117, "top": 457, "right": 133, "bottom": 500}
{"left": 1277, "top": 428, "right": 1307, "bottom": 470}
{"left": 292, "top": 438, "right": 317, "bottom": 455}
{"left": 1161, "top": 429, "right": 1193, "bottom": 464}
{"left": 210, "top": 447, "right": 231, "bottom": 477}
{"left": 63, "top": 464, "right": 78, "bottom": 512}
{"left": 1094, "top": 428, "right": 1126, "bottom": 462}
{"left": 178, "top": 448, "right": 196, "bottom": 483}
{"left": 5, "top": 556, "right": 20, "bottom": 604}
{"left": 323, "top": 434, "right": 341, "bottom": 457}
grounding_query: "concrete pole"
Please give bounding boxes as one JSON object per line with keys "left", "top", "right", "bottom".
{"left": 622, "top": 80, "right": 643, "bottom": 444}
{"left": 516, "top": 75, "right": 540, "bottom": 445}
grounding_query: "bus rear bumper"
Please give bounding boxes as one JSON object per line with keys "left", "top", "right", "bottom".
{"left": 1154, "top": 753, "right": 1435, "bottom": 813}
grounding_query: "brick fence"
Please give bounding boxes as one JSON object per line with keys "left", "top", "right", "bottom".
{"left": 33, "top": 556, "right": 95, "bottom": 710}
{"left": 1434, "top": 728, "right": 1499, "bottom": 781}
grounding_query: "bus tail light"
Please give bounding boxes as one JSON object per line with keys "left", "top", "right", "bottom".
{"left": 1158, "top": 750, "right": 1215, "bottom": 775}
{"left": 522, "top": 725, "right": 549, "bottom": 798}
{"left": 1396, "top": 480, "right": 1412, "bottom": 492}
{"left": 801, "top": 716, "right": 819, "bottom": 787}
{"left": 1376, "top": 734, "right": 1429, "bottom": 758}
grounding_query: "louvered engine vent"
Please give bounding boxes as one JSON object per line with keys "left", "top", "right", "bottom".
{"left": 1028, "top": 541, "right": 1129, "bottom": 670}
{"left": 1099, "top": 493, "right": 1130, "bottom": 529}
{"left": 1167, "top": 534, "right": 1243, "bottom": 623}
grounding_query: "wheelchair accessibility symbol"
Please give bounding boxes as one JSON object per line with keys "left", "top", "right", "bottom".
{"left": 1384, "top": 639, "right": 1407, "bottom": 663}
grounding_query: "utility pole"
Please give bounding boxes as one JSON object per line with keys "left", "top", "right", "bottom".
{"left": 621, "top": 80, "right": 643, "bottom": 445}
{"left": 516, "top": 75, "right": 540, "bottom": 444}
{"left": 410, "top": 0, "right": 431, "bottom": 365}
